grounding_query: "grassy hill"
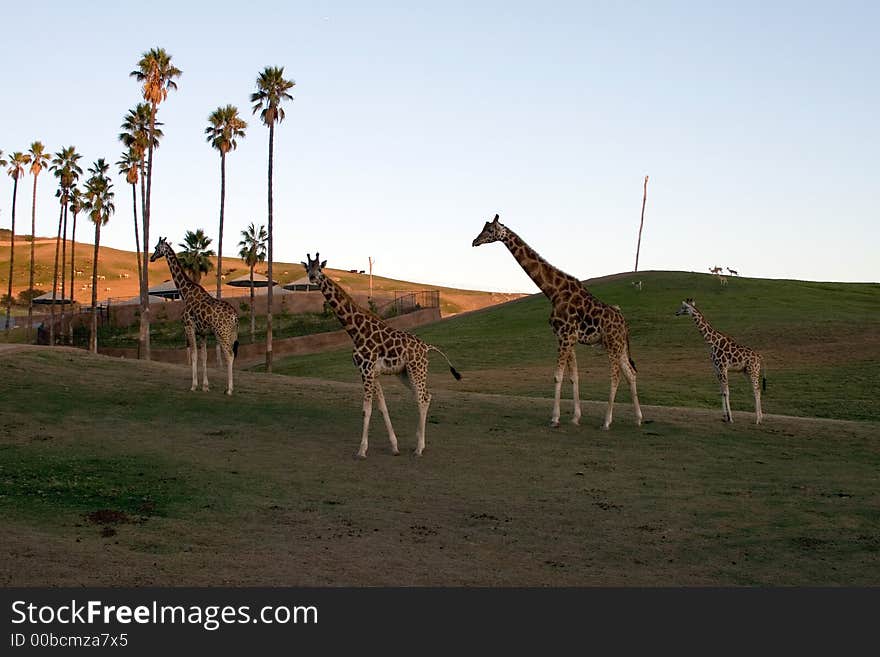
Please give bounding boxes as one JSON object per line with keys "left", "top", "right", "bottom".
{"left": 271, "top": 271, "right": 880, "bottom": 422}
{"left": 0, "top": 234, "right": 523, "bottom": 316}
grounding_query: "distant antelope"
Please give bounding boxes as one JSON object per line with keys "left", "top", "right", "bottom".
{"left": 709, "top": 266, "right": 723, "bottom": 275}
{"left": 727, "top": 267, "right": 739, "bottom": 276}
{"left": 631, "top": 280, "right": 643, "bottom": 291}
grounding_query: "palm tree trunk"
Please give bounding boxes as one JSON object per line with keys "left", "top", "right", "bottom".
{"left": 4, "top": 180, "right": 18, "bottom": 332}
{"left": 90, "top": 220, "right": 101, "bottom": 354}
{"left": 27, "top": 175, "right": 38, "bottom": 340}
{"left": 68, "top": 210, "right": 77, "bottom": 345}
{"left": 217, "top": 152, "right": 226, "bottom": 300}
{"left": 60, "top": 203, "right": 68, "bottom": 343}
{"left": 265, "top": 122, "right": 275, "bottom": 372}
{"left": 139, "top": 105, "right": 156, "bottom": 361}
{"left": 131, "top": 182, "right": 142, "bottom": 293}
{"left": 249, "top": 264, "right": 255, "bottom": 341}
{"left": 50, "top": 202, "right": 63, "bottom": 345}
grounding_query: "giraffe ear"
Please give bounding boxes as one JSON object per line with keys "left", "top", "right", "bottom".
{"left": 300, "top": 262, "right": 307, "bottom": 268}
{"left": 320, "top": 260, "right": 327, "bottom": 269}
{"left": 493, "top": 214, "right": 500, "bottom": 223}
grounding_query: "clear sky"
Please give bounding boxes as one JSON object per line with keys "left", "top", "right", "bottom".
{"left": 1, "top": 1, "right": 877, "bottom": 293}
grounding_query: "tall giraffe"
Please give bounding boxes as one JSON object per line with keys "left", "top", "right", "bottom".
{"left": 303, "top": 253, "right": 461, "bottom": 458}
{"left": 150, "top": 237, "right": 239, "bottom": 395}
{"left": 472, "top": 214, "right": 642, "bottom": 429}
{"left": 675, "top": 298, "right": 764, "bottom": 424}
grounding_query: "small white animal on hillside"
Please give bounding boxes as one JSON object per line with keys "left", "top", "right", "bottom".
{"left": 631, "top": 280, "right": 643, "bottom": 291}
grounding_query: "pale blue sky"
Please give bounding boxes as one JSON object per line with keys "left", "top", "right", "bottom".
{"left": 1, "top": 1, "right": 877, "bottom": 292}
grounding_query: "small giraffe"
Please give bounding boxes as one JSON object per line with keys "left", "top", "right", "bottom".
{"left": 709, "top": 266, "right": 723, "bottom": 275}
{"left": 472, "top": 214, "right": 642, "bottom": 429}
{"left": 675, "top": 298, "right": 764, "bottom": 424}
{"left": 150, "top": 237, "right": 239, "bottom": 395}
{"left": 303, "top": 253, "right": 461, "bottom": 458}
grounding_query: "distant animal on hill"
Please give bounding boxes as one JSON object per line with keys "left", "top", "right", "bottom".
{"left": 717, "top": 275, "right": 728, "bottom": 287}
{"left": 632, "top": 280, "right": 643, "bottom": 291}
{"left": 472, "top": 213, "right": 642, "bottom": 429}
{"left": 709, "top": 266, "right": 723, "bottom": 275}
{"left": 150, "top": 237, "right": 239, "bottom": 395}
{"left": 675, "top": 298, "right": 764, "bottom": 424}
{"left": 727, "top": 267, "right": 739, "bottom": 276}
{"left": 303, "top": 252, "right": 461, "bottom": 458}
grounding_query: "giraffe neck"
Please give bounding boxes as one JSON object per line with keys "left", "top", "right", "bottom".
{"left": 162, "top": 248, "right": 200, "bottom": 300}
{"left": 501, "top": 228, "right": 581, "bottom": 300}
{"left": 318, "top": 274, "right": 370, "bottom": 337}
{"left": 690, "top": 309, "right": 720, "bottom": 343}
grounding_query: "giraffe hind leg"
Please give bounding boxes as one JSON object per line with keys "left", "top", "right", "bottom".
{"left": 551, "top": 341, "right": 573, "bottom": 428}
{"left": 408, "top": 362, "right": 431, "bottom": 456}
{"left": 620, "top": 353, "right": 643, "bottom": 426}
{"left": 200, "top": 339, "right": 210, "bottom": 391}
{"left": 185, "top": 325, "right": 198, "bottom": 391}
{"left": 373, "top": 379, "right": 399, "bottom": 455}
{"left": 568, "top": 349, "right": 581, "bottom": 426}
{"left": 603, "top": 360, "right": 621, "bottom": 430}
{"left": 746, "top": 367, "right": 762, "bottom": 424}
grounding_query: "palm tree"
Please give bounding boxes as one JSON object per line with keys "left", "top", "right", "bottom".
{"left": 67, "top": 186, "right": 84, "bottom": 344}
{"left": 238, "top": 222, "right": 267, "bottom": 341}
{"left": 5, "top": 152, "right": 29, "bottom": 331}
{"left": 26, "top": 141, "right": 50, "bottom": 340}
{"left": 50, "top": 146, "right": 82, "bottom": 345}
{"left": 130, "top": 48, "right": 181, "bottom": 361}
{"left": 116, "top": 149, "right": 143, "bottom": 289}
{"left": 205, "top": 105, "right": 247, "bottom": 301}
{"left": 82, "top": 159, "right": 114, "bottom": 353}
{"left": 177, "top": 229, "right": 215, "bottom": 284}
{"left": 251, "top": 66, "right": 295, "bottom": 372}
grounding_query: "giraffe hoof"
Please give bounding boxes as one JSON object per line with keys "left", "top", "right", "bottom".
{"left": 571, "top": 417, "right": 581, "bottom": 426}
{"left": 412, "top": 449, "right": 423, "bottom": 457}
{"left": 601, "top": 424, "right": 611, "bottom": 431}
{"left": 190, "top": 386, "right": 197, "bottom": 392}
{"left": 549, "top": 420, "right": 560, "bottom": 429}
{"left": 391, "top": 449, "right": 400, "bottom": 456}
{"left": 354, "top": 452, "right": 367, "bottom": 460}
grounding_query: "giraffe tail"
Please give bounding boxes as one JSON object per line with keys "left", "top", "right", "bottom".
{"left": 233, "top": 340, "right": 239, "bottom": 358}
{"left": 428, "top": 345, "right": 462, "bottom": 380}
{"left": 626, "top": 332, "right": 638, "bottom": 373}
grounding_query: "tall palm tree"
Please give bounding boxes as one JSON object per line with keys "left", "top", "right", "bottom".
{"left": 5, "top": 152, "right": 30, "bottom": 331}
{"left": 205, "top": 105, "right": 247, "bottom": 301}
{"left": 130, "top": 48, "right": 181, "bottom": 361}
{"left": 50, "top": 146, "right": 82, "bottom": 345}
{"left": 238, "top": 222, "right": 267, "bottom": 341}
{"left": 177, "top": 229, "right": 215, "bottom": 284}
{"left": 82, "top": 159, "right": 114, "bottom": 353}
{"left": 116, "top": 149, "right": 143, "bottom": 288}
{"left": 251, "top": 66, "right": 295, "bottom": 372}
{"left": 26, "top": 141, "right": 50, "bottom": 340}
{"left": 67, "top": 186, "right": 84, "bottom": 344}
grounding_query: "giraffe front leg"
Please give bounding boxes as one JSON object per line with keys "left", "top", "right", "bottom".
{"left": 414, "top": 393, "right": 431, "bottom": 457}
{"left": 568, "top": 349, "right": 581, "bottom": 426}
{"left": 373, "top": 380, "right": 399, "bottom": 455}
{"left": 718, "top": 369, "right": 731, "bottom": 422}
{"left": 200, "top": 339, "right": 210, "bottom": 392}
{"left": 603, "top": 361, "right": 621, "bottom": 430}
{"left": 551, "top": 342, "right": 572, "bottom": 428}
{"left": 357, "top": 373, "right": 375, "bottom": 459}
{"left": 223, "top": 342, "right": 235, "bottom": 396}
{"left": 185, "top": 325, "right": 198, "bottom": 391}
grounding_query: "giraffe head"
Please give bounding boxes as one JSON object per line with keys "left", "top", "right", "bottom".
{"left": 675, "top": 298, "right": 698, "bottom": 316}
{"left": 302, "top": 253, "right": 328, "bottom": 284}
{"left": 150, "top": 237, "right": 172, "bottom": 262}
{"left": 472, "top": 213, "right": 507, "bottom": 247}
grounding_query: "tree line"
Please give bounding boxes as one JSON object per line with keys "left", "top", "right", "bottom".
{"left": 2, "top": 48, "right": 291, "bottom": 368}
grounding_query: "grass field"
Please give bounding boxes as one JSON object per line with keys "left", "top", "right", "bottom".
{"left": 1, "top": 271, "right": 878, "bottom": 586}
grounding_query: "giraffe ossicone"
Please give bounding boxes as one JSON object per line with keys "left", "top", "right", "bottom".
{"left": 472, "top": 213, "right": 642, "bottom": 429}
{"left": 303, "top": 253, "right": 461, "bottom": 459}
{"left": 150, "top": 237, "right": 240, "bottom": 395}
{"left": 675, "top": 298, "right": 764, "bottom": 424}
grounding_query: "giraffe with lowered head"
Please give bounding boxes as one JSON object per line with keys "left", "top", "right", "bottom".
{"left": 472, "top": 214, "right": 642, "bottom": 429}
{"left": 675, "top": 298, "right": 764, "bottom": 424}
{"left": 303, "top": 253, "right": 461, "bottom": 458}
{"left": 150, "top": 237, "right": 239, "bottom": 394}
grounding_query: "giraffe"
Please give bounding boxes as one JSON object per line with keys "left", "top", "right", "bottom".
{"left": 150, "top": 237, "right": 239, "bottom": 395}
{"left": 675, "top": 298, "right": 764, "bottom": 424}
{"left": 472, "top": 214, "right": 642, "bottom": 429}
{"left": 303, "top": 253, "right": 461, "bottom": 458}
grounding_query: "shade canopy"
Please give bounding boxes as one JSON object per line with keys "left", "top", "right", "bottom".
{"left": 147, "top": 280, "right": 181, "bottom": 300}
{"left": 283, "top": 276, "right": 320, "bottom": 291}
{"left": 32, "top": 291, "right": 74, "bottom": 305}
{"left": 226, "top": 272, "right": 278, "bottom": 288}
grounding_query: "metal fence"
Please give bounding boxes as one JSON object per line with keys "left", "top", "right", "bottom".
{"left": 373, "top": 290, "right": 440, "bottom": 319}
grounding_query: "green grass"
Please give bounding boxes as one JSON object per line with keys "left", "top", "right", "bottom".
{"left": 1, "top": 348, "right": 878, "bottom": 586}
{"left": 271, "top": 271, "right": 880, "bottom": 422}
